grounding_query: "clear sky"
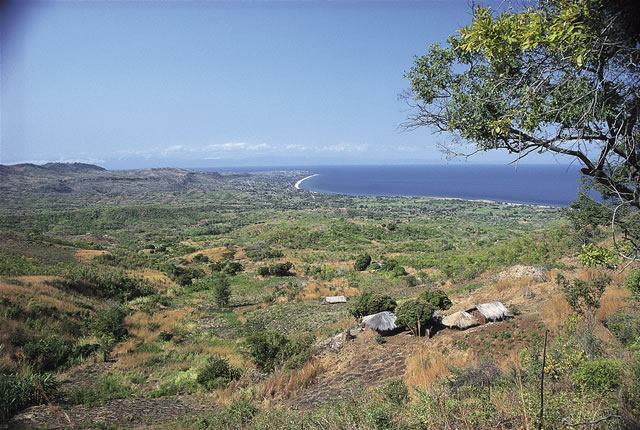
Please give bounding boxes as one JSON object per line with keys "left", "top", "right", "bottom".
{"left": 1, "top": 0, "right": 561, "bottom": 169}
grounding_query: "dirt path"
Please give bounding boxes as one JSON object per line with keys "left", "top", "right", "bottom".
{"left": 291, "top": 329, "right": 419, "bottom": 408}
{"left": 10, "top": 395, "right": 214, "bottom": 429}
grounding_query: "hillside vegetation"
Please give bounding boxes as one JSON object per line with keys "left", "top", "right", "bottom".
{"left": 1, "top": 164, "right": 638, "bottom": 429}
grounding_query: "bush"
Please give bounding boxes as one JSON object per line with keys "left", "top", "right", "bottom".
{"left": 165, "top": 264, "right": 205, "bottom": 287}
{"left": 210, "top": 261, "right": 244, "bottom": 276}
{"left": 245, "top": 330, "right": 290, "bottom": 372}
{"left": 68, "top": 372, "right": 132, "bottom": 405}
{"left": 626, "top": 268, "right": 640, "bottom": 299}
{"left": 395, "top": 299, "right": 436, "bottom": 336}
{"left": 379, "top": 259, "right": 407, "bottom": 277}
{"left": 0, "top": 372, "right": 57, "bottom": 422}
{"left": 570, "top": 359, "right": 623, "bottom": 391}
{"left": 418, "top": 289, "right": 452, "bottom": 310}
{"left": 196, "top": 356, "right": 241, "bottom": 390}
{"left": 23, "top": 337, "right": 73, "bottom": 372}
{"left": 349, "top": 289, "right": 397, "bottom": 318}
{"left": 283, "top": 331, "right": 315, "bottom": 370}
{"left": 89, "top": 305, "right": 128, "bottom": 342}
{"left": 604, "top": 312, "right": 640, "bottom": 347}
{"left": 269, "top": 262, "right": 294, "bottom": 276}
{"left": 354, "top": 254, "right": 372, "bottom": 271}
{"left": 382, "top": 379, "right": 409, "bottom": 405}
{"left": 258, "top": 262, "right": 294, "bottom": 277}
{"left": 192, "top": 253, "right": 209, "bottom": 263}
{"left": 223, "top": 261, "right": 244, "bottom": 275}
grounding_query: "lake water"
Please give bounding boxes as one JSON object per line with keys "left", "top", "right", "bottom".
{"left": 295, "top": 164, "right": 583, "bottom": 206}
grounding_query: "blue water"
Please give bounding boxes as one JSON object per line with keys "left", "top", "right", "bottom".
{"left": 296, "top": 165, "right": 583, "bottom": 206}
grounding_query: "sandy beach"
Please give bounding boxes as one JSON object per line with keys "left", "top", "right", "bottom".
{"left": 294, "top": 174, "right": 318, "bottom": 189}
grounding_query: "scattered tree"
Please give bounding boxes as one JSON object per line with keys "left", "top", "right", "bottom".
{"left": 349, "top": 288, "right": 397, "bottom": 318}
{"left": 395, "top": 299, "right": 436, "bottom": 336}
{"left": 418, "top": 289, "right": 452, "bottom": 310}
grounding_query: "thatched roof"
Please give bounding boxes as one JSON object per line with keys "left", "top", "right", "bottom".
{"left": 362, "top": 311, "right": 397, "bottom": 332}
{"left": 325, "top": 296, "right": 347, "bottom": 304}
{"left": 441, "top": 311, "right": 480, "bottom": 329}
{"left": 469, "top": 301, "right": 509, "bottom": 321}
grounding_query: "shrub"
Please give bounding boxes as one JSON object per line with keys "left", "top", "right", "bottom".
{"left": 626, "top": 268, "right": 640, "bottom": 299}
{"left": 23, "top": 337, "right": 73, "bottom": 372}
{"left": 395, "top": 299, "right": 436, "bottom": 336}
{"left": 258, "top": 262, "right": 294, "bottom": 277}
{"left": 604, "top": 312, "right": 640, "bottom": 347}
{"left": 0, "top": 372, "right": 57, "bottom": 422}
{"left": 283, "top": 331, "right": 315, "bottom": 370}
{"left": 223, "top": 261, "right": 244, "bottom": 275}
{"left": 405, "top": 275, "right": 418, "bottom": 287}
{"left": 245, "top": 330, "right": 290, "bottom": 372}
{"left": 418, "top": 289, "right": 452, "bottom": 310}
{"left": 354, "top": 254, "right": 372, "bottom": 271}
{"left": 382, "top": 379, "right": 409, "bottom": 405}
{"left": 269, "top": 262, "right": 294, "bottom": 276}
{"left": 89, "top": 305, "right": 128, "bottom": 342}
{"left": 196, "top": 356, "right": 241, "bottom": 390}
{"left": 68, "top": 373, "right": 132, "bottom": 405}
{"left": 570, "top": 359, "right": 623, "bottom": 391}
{"left": 379, "top": 259, "right": 407, "bottom": 277}
{"left": 349, "top": 289, "right": 397, "bottom": 318}
{"left": 192, "top": 253, "right": 209, "bottom": 263}
{"left": 165, "top": 264, "right": 205, "bottom": 287}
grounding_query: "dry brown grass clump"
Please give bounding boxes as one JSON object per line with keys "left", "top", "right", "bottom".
{"left": 258, "top": 359, "right": 325, "bottom": 400}
{"left": 404, "top": 344, "right": 476, "bottom": 395}
{"left": 598, "top": 285, "right": 631, "bottom": 322}
{"left": 74, "top": 249, "right": 109, "bottom": 263}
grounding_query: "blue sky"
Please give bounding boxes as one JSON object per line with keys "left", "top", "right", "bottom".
{"left": 1, "top": 0, "right": 562, "bottom": 169}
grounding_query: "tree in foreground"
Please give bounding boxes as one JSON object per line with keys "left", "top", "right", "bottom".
{"left": 403, "top": 0, "right": 639, "bottom": 264}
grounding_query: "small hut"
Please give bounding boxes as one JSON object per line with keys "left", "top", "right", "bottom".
{"left": 441, "top": 311, "right": 480, "bottom": 330}
{"left": 325, "top": 296, "right": 347, "bottom": 304}
{"left": 466, "top": 301, "right": 509, "bottom": 323}
{"left": 362, "top": 311, "right": 398, "bottom": 334}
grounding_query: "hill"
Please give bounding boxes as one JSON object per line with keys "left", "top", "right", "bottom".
{"left": 1, "top": 165, "right": 638, "bottom": 429}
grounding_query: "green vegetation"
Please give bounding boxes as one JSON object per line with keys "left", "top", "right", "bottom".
{"left": 403, "top": 0, "right": 639, "bottom": 260}
{"left": 196, "top": 356, "right": 241, "bottom": 390}
{"left": 349, "top": 289, "right": 397, "bottom": 318}
{"left": 395, "top": 300, "right": 436, "bottom": 336}
{"left": 0, "top": 162, "right": 638, "bottom": 428}
{"left": 418, "top": 289, "right": 452, "bottom": 310}
{"left": 354, "top": 253, "right": 372, "bottom": 271}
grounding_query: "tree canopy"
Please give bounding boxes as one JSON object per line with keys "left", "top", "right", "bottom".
{"left": 404, "top": 0, "right": 639, "bottom": 262}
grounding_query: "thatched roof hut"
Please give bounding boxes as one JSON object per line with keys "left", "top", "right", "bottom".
{"left": 325, "top": 296, "right": 347, "bottom": 304}
{"left": 362, "top": 311, "right": 397, "bottom": 333}
{"left": 441, "top": 311, "right": 480, "bottom": 329}
{"left": 467, "top": 301, "right": 509, "bottom": 322}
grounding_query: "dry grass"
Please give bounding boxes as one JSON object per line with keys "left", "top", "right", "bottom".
{"left": 74, "top": 249, "right": 109, "bottom": 263}
{"left": 185, "top": 246, "right": 247, "bottom": 262}
{"left": 540, "top": 293, "right": 571, "bottom": 331}
{"left": 0, "top": 276, "right": 96, "bottom": 315}
{"left": 598, "top": 286, "right": 631, "bottom": 322}
{"left": 127, "top": 268, "right": 176, "bottom": 291}
{"left": 258, "top": 359, "right": 325, "bottom": 400}
{"left": 404, "top": 343, "right": 476, "bottom": 394}
{"left": 115, "top": 350, "right": 156, "bottom": 369}
{"left": 116, "top": 306, "right": 196, "bottom": 351}
{"left": 297, "top": 280, "right": 360, "bottom": 301}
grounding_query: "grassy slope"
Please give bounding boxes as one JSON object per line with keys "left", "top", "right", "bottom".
{"left": 1, "top": 165, "right": 638, "bottom": 429}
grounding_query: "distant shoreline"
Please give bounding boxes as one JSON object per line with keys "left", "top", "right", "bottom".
{"left": 295, "top": 174, "right": 318, "bottom": 189}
